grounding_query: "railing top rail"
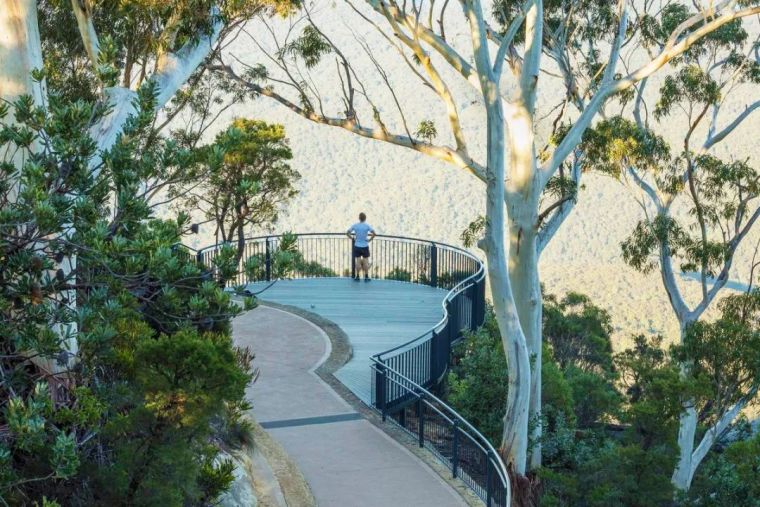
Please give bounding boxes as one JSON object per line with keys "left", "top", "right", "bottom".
{"left": 195, "top": 233, "right": 485, "bottom": 360}
{"left": 194, "top": 232, "right": 482, "bottom": 258}
{"left": 371, "top": 361, "right": 510, "bottom": 490}
{"left": 372, "top": 270, "right": 484, "bottom": 360}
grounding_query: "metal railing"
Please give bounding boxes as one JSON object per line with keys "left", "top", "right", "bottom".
{"left": 190, "top": 233, "right": 510, "bottom": 506}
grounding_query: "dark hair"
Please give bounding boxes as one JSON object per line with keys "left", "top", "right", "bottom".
{"left": 359, "top": 212, "right": 366, "bottom": 221}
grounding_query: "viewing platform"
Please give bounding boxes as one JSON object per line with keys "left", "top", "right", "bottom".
{"left": 196, "top": 233, "right": 510, "bottom": 506}
{"left": 248, "top": 277, "right": 447, "bottom": 403}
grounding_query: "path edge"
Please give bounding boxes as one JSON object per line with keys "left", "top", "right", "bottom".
{"left": 259, "top": 301, "right": 483, "bottom": 507}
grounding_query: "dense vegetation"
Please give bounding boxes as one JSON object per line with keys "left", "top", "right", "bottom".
{"left": 448, "top": 292, "right": 760, "bottom": 506}
{"left": 0, "top": 81, "right": 262, "bottom": 504}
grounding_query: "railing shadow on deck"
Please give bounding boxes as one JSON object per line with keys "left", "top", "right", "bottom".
{"left": 188, "top": 233, "right": 510, "bottom": 506}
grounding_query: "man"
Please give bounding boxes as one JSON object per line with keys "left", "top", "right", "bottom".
{"left": 347, "top": 212, "right": 376, "bottom": 282}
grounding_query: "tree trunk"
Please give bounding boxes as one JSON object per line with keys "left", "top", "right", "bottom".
{"left": 0, "top": 2, "right": 78, "bottom": 380}
{"left": 672, "top": 318, "right": 698, "bottom": 492}
{"left": 504, "top": 104, "right": 543, "bottom": 472}
{"left": 479, "top": 90, "right": 532, "bottom": 478}
{"left": 0, "top": 0, "right": 45, "bottom": 110}
{"left": 672, "top": 402, "right": 698, "bottom": 491}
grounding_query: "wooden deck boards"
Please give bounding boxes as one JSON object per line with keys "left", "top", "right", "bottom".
{"left": 248, "top": 278, "right": 447, "bottom": 403}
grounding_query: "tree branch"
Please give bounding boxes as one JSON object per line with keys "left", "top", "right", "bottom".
{"left": 213, "top": 62, "right": 487, "bottom": 182}
{"left": 70, "top": 0, "right": 100, "bottom": 72}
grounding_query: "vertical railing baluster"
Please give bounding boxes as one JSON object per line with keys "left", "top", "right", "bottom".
{"left": 452, "top": 419, "right": 460, "bottom": 479}
{"left": 350, "top": 238, "right": 356, "bottom": 279}
{"left": 378, "top": 359, "right": 387, "bottom": 421}
{"left": 417, "top": 393, "right": 424, "bottom": 448}
{"left": 430, "top": 242, "right": 438, "bottom": 287}
{"left": 264, "top": 236, "right": 272, "bottom": 282}
{"left": 486, "top": 450, "right": 493, "bottom": 507}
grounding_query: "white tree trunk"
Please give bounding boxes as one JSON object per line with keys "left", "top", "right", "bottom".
{"left": 673, "top": 402, "right": 698, "bottom": 490}
{"left": 0, "top": 0, "right": 46, "bottom": 189}
{"left": 479, "top": 91, "right": 532, "bottom": 475}
{"left": 0, "top": 1, "right": 77, "bottom": 376}
{"left": 504, "top": 104, "right": 544, "bottom": 472}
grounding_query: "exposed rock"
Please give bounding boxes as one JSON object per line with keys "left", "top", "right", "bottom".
{"left": 218, "top": 449, "right": 258, "bottom": 507}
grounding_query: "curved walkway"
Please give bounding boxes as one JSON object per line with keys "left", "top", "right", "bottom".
{"left": 234, "top": 305, "right": 466, "bottom": 507}
{"left": 247, "top": 278, "right": 447, "bottom": 403}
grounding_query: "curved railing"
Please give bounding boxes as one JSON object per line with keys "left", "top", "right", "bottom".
{"left": 192, "top": 233, "right": 510, "bottom": 506}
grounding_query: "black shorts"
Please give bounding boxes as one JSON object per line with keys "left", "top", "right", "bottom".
{"left": 353, "top": 246, "right": 370, "bottom": 258}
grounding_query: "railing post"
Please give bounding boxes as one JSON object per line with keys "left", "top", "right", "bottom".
{"left": 417, "top": 393, "right": 424, "bottom": 448}
{"left": 480, "top": 278, "right": 487, "bottom": 326}
{"left": 377, "top": 359, "right": 387, "bottom": 422}
{"left": 447, "top": 300, "right": 456, "bottom": 345}
{"left": 265, "top": 237, "right": 272, "bottom": 282}
{"left": 452, "top": 419, "right": 460, "bottom": 479}
{"left": 429, "top": 331, "right": 437, "bottom": 381}
{"left": 350, "top": 238, "right": 356, "bottom": 279}
{"left": 430, "top": 243, "right": 438, "bottom": 287}
{"left": 486, "top": 450, "right": 493, "bottom": 507}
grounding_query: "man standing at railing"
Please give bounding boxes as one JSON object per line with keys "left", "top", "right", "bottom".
{"left": 347, "top": 212, "right": 376, "bottom": 282}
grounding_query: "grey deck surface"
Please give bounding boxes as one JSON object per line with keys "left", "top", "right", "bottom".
{"left": 249, "top": 278, "right": 447, "bottom": 403}
{"left": 234, "top": 305, "right": 467, "bottom": 506}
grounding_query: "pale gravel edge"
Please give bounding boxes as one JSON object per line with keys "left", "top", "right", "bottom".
{"left": 259, "top": 300, "right": 483, "bottom": 507}
{"left": 245, "top": 413, "right": 317, "bottom": 507}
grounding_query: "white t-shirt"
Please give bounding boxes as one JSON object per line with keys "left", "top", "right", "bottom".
{"left": 348, "top": 222, "right": 376, "bottom": 247}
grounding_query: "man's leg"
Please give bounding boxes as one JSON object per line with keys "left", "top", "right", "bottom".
{"left": 353, "top": 251, "right": 360, "bottom": 280}
{"left": 363, "top": 256, "right": 372, "bottom": 280}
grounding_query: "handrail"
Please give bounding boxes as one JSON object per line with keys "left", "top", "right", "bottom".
{"left": 373, "top": 362, "right": 510, "bottom": 486}
{"left": 188, "top": 232, "right": 509, "bottom": 506}
{"left": 373, "top": 272, "right": 484, "bottom": 359}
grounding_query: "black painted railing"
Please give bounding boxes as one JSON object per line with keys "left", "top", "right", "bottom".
{"left": 191, "top": 233, "right": 510, "bottom": 506}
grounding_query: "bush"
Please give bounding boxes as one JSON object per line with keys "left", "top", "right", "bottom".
{"left": 445, "top": 294, "right": 691, "bottom": 506}
{"left": 386, "top": 267, "right": 413, "bottom": 282}
{"left": 1, "top": 87, "right": 253, "bottom": 505}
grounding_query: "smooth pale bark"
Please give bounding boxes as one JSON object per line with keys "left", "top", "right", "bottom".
{"left": 504, "top": 103, "right": 544, "bottom": 471}
{"left": 465, "top": 0, "right": 532, "bottom": 474}
{"left": 0, "top": 0, "right": 46, "bottom": 180}
{"left": 485, "top": 99, "right": 532, "bottom": 475}
{"left": 2, "top": 2, "right": 224, "bottom": 370}
{"left": 0, "top": 0, "right": 45, "bottom": 105}
{"left": 0, "top": 1, "right": 76, "bottom": 375}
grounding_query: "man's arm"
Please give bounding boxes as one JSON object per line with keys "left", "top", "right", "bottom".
{"left": 346, "top": 226, "right": 354, "bottom": 239}
{"left": 368, "top": 228, "right": 376, "bottom": 242}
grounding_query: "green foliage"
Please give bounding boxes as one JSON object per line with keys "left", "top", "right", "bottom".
{"left": 284, "top": 25, "right": 332, "bottom": 68}
{"left": 1, "top": 86, "right": 253, "bottom": 504}
{"left": 460, "top": 215, "right": 487, "bottom": 248}
{"left": 445, "top": 293, "right": 718, "bottom": 505}
{"left": 674, "top": 291, "right": 760, "bottom": 432}
{"left": 415, "top": 120, "right": 438, "bottom": 143}
{"left": 543, "top": 292, "right": 614, "bottom": 374}
{"left": 684, "top": 431, "right": 760, "bottom": 506}
{"left": 580, "top": 116, "right": 670, "bottom": 179}
{"left": 186, "top": 118, "right": 300, "bottom": 262}
{"left": 655, "top": 66, "right": 720, "bottom": 119}
{"left": 447, "top": 311, "right": 507, "bottom": 445}
{"left": 385, "top": 268, "right": 412, "bottom": 282}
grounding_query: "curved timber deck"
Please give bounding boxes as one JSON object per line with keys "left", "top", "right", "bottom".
{"left": 248, "top": 277, "right": 447, "bottom": 404}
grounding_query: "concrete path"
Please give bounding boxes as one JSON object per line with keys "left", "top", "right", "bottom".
{"left": 247, "top": 278, "right": 446, "bottom": 403}
{"left": 234, "top": 305, "right": 466, "bottom": 507}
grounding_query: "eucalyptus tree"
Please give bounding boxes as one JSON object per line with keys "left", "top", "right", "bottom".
{"left": 579, "top": 8, "right": 760, "bottom": 491}
{"left": 212, "top": 0, "right": 760, "bottom": 486}
{"left": 0, "top": 0, "right": 293, "bottom": 366}
{"left": 186, "top": 118, "right": 300, "bottom": 259}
